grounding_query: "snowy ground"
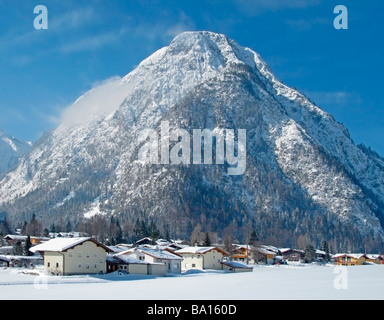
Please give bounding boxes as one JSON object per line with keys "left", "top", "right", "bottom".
{"left": 0, "top": 263, "right": 383, "bottom": 300}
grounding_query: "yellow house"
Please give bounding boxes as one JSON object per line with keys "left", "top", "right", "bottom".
{"left": 30, "top": 237, "right": 113, "bottom": 275}
{"left": 175, "top": 246, "right": 228, "bottom": 272}
{"left": 231, "top": 245, "right": 255, "bottom": 262}
{"left": 333, "top": 254, "right": 367, "bottom": 266}
{"left": 365, "top": 254, "right": 384, "bottom": 264}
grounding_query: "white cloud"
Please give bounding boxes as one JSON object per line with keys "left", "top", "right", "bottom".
{"left": 59, "top": 76, "right": 126, "bottom": 127}
{"left": 133, "top": 11, "right": 195, "bottom": 43}
{"left": 50, "top": 7, "right": 97, "bottom": 30}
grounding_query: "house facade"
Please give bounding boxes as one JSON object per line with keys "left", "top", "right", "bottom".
{"left": 175, "top": 246, "right": 228, "bottom": 271}
{"left": 365, "top": 254, "right": 384, "bottom": 264}
{"left": 107, "top": 255, "right": 166, "bottom": 276}
{"left": 30, "top": 237, "right": 113, "bottom": 275}
{"left": 333, "top": 254, "right": 367, "bottom": 266}
{"left": 117, "top": 247, "right": 182, "bottom": 274}
{"left": 279, "top": 248, "right": 305, "bottom": 262}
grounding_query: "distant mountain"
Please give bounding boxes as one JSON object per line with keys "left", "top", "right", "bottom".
{"left": 0, "top": 128, "right": 31, "bottom": 175}
{"left": 1, "top": 31, "right": 383, "bottom": 251}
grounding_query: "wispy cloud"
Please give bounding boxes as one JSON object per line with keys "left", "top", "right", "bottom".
{"left": 133, "top": 11, "right": 195, "bottom": 43}
{"left": 58, "top": 30, "right": 124, "bottom": 54}
{"left": 59, "top": 75, "right": 124, "bottom": 127}
{"left": 50, "top": 7, "right": 98, "bottom": 30}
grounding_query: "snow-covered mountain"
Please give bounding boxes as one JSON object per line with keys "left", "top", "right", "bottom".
{"left": 0, "top": 128, "right": 31, "bottom": 175}
{"left": 1, "top": 31, "right": 383, "bottom": 251}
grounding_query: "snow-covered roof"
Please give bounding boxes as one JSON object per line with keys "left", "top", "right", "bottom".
{"left": 255, "top": 247, "right": 276, "bottom": 255}
{"left": 279, "top": 248, "right": 304, "bottom": 254}
{"left": 0, "top": 255, "right": 11, "bottom": 262}
{"left": 30, "top": 237, "right": 112, "bottom": 253}
{"left": 221, "top": 260, "right": 253, "bottom": 269}
{"left": 232, "top": 244, "right": 256, "bottom": 251}
{"left": 315, "top": 250, "right": 326, "bottom": 255}
{"left": 114, "top": 255, "right": 148, "bottom": 264}
{"left": 118, "top": 247, "right": 182, "bottom": 260}
{"left": 333, "top": 253, "right": 367, "bottom": 259}
{"left": 175, "top": 246, "right": 228, "bottom": 255}
{"left": 4, "top": 234, "right": 28, "bottom": 241}
{"left": 366, "top": 254, "right": 383, "bottom": 260}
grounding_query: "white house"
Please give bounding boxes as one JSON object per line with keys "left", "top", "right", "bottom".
{"left": 117, "top": 247, "right": 182, "bottom": 274}
{"left": 30, "top": 237, "right": 113, "bottom": 275}
{"left": 175, "top": 246, "right": 228, "bottom": 271}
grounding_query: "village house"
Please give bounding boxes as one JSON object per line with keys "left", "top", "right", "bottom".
{"left": 333, "top": 253, "right": 368, "bottom": 266}
{"left": 221, "top": 260, "right": 253, "bottom": 273}
{"left": 107, "top": 255, "right": 166, "bottom": 276}
{"left": 175, "top": 246, "right": 228, "bottom": 272}
{"left": 315, "top": 249, "right": 327, "bottom": 262}
{"left": 231, "top": 244, "right": 255, "bottom": 263}
{"left": 364, "top": 254, "right": 384, "bottom": 265}
{"left": 116, "top": 247, "right": 182, "bottom": 274}
{"left": 30, "top": 237, "right": 113, "bottom": 275}
{"left": 253, "top": 247, "right": 276, "bottom": 264}
{"left": 4, "top": 234, "right": 49, "bottom": 246}
{"left": 279, "top": 248, "right": 305, "bottom": 262}
{"left": 0, "top": 255, "right": 10, "bottom": 267}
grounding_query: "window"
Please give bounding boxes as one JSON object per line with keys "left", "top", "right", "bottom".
{"left": 86, "top": 264, "right": 90, "bottom": 269}
{"left": 168, "top": 263, "right": 171, "bottom": 270}
{"left": 47, "top": 262, "right": 50, "bottom": 267}
{"left": 86, "top": 252, "right": 90, "bottom": 258}
{"left": 192, "top": 264, "right": 196, "bottom": 268}
{"left": 174, "top": 263, "right": 179, "bottom": 269}
{"left": 94, "top": 264, "right": 97, "bottom": 268}
{"left": 197, "top": 255, "right": 200, "bottom": 259}
{"left": 347, "top": 257, "right": 351, "bottom": 262}
{"left": 56, "top": 262, "right": 59, "bottom": 268}
{"left": 78, "top": 263, "right": 82, "bottom": 268}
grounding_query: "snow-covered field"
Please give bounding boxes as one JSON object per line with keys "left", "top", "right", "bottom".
{"left": 0, "top": 263, "right": 383, "bottom": 300}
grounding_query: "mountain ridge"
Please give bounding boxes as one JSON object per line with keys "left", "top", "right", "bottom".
{"left": 0, "top": 31, "right": 383, "bottom": 251}
{"left": 0, "top": 128, "right": 31, "bottom": 176}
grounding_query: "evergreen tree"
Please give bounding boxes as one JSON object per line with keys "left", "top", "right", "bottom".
{"left": 203, "top": 232, "right": 211, "bottom": 246}
{"left": 65, "top": 220, "right": 72, "bottom": 232}
{"left": 248, "top": 230, "right": 259, "bottom": 246}
{"left": 321, "top": 240, "right": 331, "bottom": 262}
{"left": 23, "top": 235, "right": 33, "bottom": 256}
{"left": 13, "top": 240, "right": 23, "bottom": 256}
{"left": 50, "top": 223, "right": 56, "bottom": 234}
{"left": 42, "top": 228, "right": 50, "bottom": 237}
{"left": 304, "top": 245, "right": 316, "bottom": 263}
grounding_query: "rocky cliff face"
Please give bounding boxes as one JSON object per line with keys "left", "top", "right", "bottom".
{"left": 1, "top": 31, "right": 383, "bottom": 251}
{"left": 0, "top": 128, "right": 31, "bottom": 176}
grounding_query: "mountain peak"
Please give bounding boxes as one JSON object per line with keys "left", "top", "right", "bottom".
{"left": 0, "top": 128, "right": 31, "bottom": 174}
{"left": 1, "top": 32, "right": 384, "bottom": 251}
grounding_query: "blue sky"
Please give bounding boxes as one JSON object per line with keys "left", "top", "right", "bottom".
{"left": 0, "top": 0, "right": 383, "bottom": 155}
